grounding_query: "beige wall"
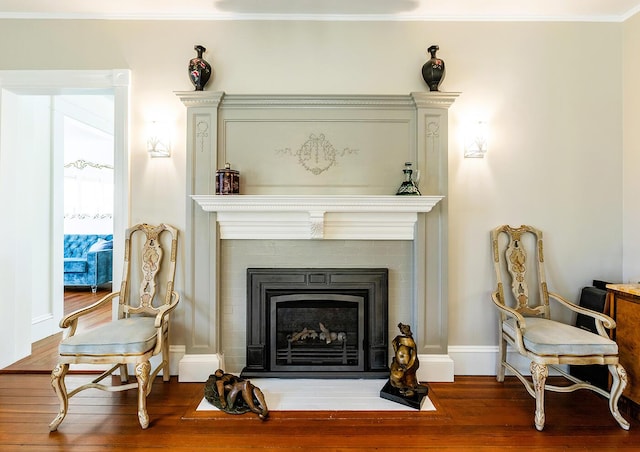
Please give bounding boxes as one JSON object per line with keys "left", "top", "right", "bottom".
{"left": 0, "top": 19, "right": 630, "bottom": 358}
{"left": 623, "top": 13, "right": 640, "bottom": 284}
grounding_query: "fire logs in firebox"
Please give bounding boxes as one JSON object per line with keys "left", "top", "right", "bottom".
{"left": 288, "top": 322, "right": 346, "bottom": 345}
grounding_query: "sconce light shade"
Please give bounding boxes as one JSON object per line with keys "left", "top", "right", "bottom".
{"left": 464, "top": 121, "right": 488, "bottom": 158}
{"left": 147, "top": 121, "right": 171, "bottom": 158}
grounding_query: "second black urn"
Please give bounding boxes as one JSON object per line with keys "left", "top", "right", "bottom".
{"left": 421, "top": 45, "right": 445, "bottom": 92}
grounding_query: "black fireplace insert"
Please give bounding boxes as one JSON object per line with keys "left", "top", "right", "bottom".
{"left": 241, "top": 268, "right": 389, "bottom": 378}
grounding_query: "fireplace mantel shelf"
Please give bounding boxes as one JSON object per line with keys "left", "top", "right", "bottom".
{"left": 191, "top": 195, "right": 443, "bottom": 240}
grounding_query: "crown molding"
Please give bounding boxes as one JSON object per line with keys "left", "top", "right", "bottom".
{"left": 0, "top": 12, "right": 634, "bottom": 23}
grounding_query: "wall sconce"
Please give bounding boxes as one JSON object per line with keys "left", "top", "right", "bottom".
{"left": 464, "top": 121, "right": 488, "bottom": 158}
{"left": 147, "top": 121, "right": 171, "bottom": 158}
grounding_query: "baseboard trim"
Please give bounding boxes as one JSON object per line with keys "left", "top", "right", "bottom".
{"left": 448, "top": 345, "right": 500, "bottom": 376}
{"left": 174, "top": 346, "right": 562, "bottom": 383}
{"left": 416, "top": 354, "right": 455, "bottom": 382}
{"left": 176, "top": 352, "right": 454, "bottom": 382}
{"left": 178, "top": 353, "right": 224, "bottom": 382}
{"left": 448, "top": 345, "right": 565, "bottom": 377}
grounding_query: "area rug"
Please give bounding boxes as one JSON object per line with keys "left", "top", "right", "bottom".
{"left": 184, "top": 379, "right": 440, "bottom": 420}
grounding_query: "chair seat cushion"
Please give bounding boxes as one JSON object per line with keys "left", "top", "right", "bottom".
{"left": 59, "top": 317, "right": 157, "bottom": 356}
{"left": 503, "top": 317, "right": 618, "bottom": 356}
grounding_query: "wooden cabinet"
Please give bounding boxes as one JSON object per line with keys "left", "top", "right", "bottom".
{"left": 607, "top": 284, "right": 640, "bottom": 409}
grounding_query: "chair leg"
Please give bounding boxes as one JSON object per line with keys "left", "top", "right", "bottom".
{"left": 608, "top": 363, "right": 631, "bottom": 430}
{"left": 135, "top": 361, "right": 151, "bottom": 429}
{"left": 530, "top": 362, "right": 548, "bottom": 431}
{"left": 497, "top": 336, "right": 507, "bottom": 382}
{"left": 119, "top": 363, "right": 129, "bottom": 383}
{"left": 162, "top": 339, "right": 170, "bottom": 382}
{"left": 49, "top": 363, "right": 70, "bottom": 432}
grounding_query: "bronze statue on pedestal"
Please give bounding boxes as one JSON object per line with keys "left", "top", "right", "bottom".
{"left": 380, "top": 323, "right": 428, "bottom": 409}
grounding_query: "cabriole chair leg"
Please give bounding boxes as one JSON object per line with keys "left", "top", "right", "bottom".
{"left": 136, "top": 361, "right": 151, "bottom": 429}
{"left": 49, "top": 363, "right": 70, "bottom": 432}
{"left": 609, "top": 363, "right": 631, "bottom": 430}
{"left": 531, "top": 362, "right": 548, "bottom": 431}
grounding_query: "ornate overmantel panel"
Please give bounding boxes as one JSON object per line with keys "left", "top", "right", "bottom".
{"left": 177, "top": 91, "right": 458, "bottom": 382}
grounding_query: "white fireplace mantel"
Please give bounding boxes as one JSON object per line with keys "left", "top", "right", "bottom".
{"left": 191, "top": 194, "right": 443, "bottom": 240}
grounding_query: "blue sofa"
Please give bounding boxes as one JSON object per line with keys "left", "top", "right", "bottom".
{"left": 64, "top": 234, "right": 113, "bottom": 293}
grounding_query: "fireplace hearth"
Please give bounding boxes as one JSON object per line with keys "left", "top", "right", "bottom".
{"left": 241, "top": 268, "right": 389, "bottom": 378}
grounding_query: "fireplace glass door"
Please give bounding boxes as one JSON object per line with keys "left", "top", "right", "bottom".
{"left": 270, "top": 294, "right": 365, "bottom": 372}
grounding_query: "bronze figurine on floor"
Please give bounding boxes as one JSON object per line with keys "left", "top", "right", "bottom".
{"left": 205, "top": 369, "right": 269, "bottom": 420}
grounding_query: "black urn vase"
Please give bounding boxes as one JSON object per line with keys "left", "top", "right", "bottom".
{"left": 421, "top": 45, "right": 445, "bottom": 92}
{"left": 188, "top": 45, "right": 212, "bottom": 91}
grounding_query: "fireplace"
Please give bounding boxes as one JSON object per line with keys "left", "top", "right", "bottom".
{"left": 178, "top": 92, "right": 456, "bottom": 383}
{"left": 241, "top": 268, "right": 389, "bottom": 378}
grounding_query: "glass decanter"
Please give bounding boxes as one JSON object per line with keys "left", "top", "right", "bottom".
{"left": 396, "top": 162, "right": 421, "bottom": 196}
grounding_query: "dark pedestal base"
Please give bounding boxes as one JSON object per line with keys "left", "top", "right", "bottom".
{"left": 379, "top": 379, "right": 428, "bottom": 410}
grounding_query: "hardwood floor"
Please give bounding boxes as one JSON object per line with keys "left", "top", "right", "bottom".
{"left": 1, "top": 290, "right": 638, "bottom": 450}
{"left": 0, "top": 374, "right": 638, "bottom": 451}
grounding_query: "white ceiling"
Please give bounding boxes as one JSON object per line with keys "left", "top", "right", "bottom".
{"left": 1, "top": 0, "right": 639, "bottom": 22}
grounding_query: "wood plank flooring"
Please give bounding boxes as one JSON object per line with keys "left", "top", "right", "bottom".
{"left": 0, "top": 374, "right": 638, "bottom": 451}
{"left": 1, "top": 290, "right": 638, "bottom": 450}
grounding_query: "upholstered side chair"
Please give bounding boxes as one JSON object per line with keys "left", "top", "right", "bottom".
{"left": 490, "top": 224, "right": 629, "bottom": 431}
{"left": 50, "top": 223, "right": 179, "bottom": 431}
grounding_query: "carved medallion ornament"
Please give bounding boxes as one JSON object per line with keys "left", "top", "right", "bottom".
{"left": 196, "top": 120, "right": 209, "bottom": 154}
{"left": 277, "top": 133, "right": 358, "bottom": 175}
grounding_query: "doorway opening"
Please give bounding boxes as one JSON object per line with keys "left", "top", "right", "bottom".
{"left": 61, "top": 96, "right": 115, "bottom": 294}
{"left": 0, "top": 70, "right": 130, "bottom": 369}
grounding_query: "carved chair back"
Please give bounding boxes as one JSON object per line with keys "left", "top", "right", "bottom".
{"left": 491, "top": 224, "right": 550, "bottom": 320}
{"left": 118, "top": 223, "right": 178, "bottom": 319}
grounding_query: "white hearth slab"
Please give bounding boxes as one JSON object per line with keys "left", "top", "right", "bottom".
{"left": 196, "top": 378, "right": 435, "bottom": 412}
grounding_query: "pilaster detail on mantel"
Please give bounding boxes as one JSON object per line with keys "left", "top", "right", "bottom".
{"left": 191, "top": 195, "right": 444, "bottom": 240}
